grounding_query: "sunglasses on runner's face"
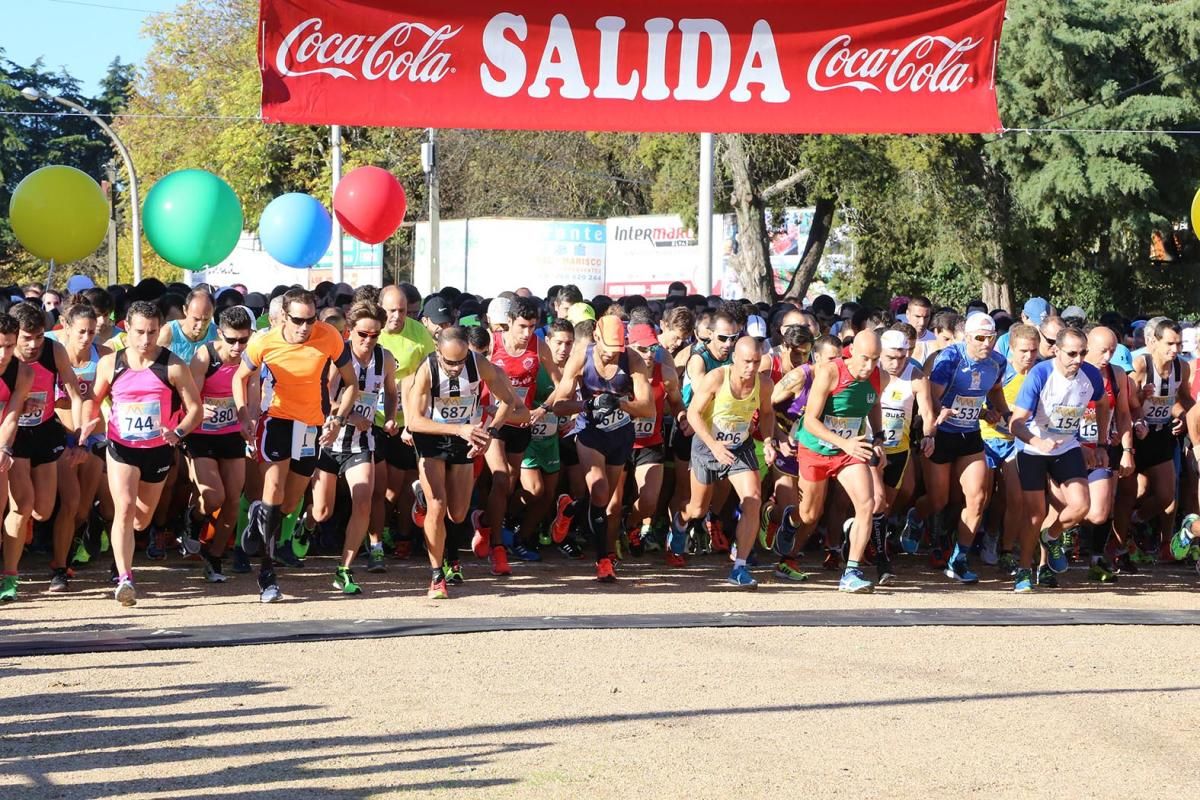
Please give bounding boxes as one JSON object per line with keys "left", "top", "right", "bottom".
{"left": 288, "top": 314, "right": 317, "bottom": 326}
{"left": 222, "top": 334, "right": 250, "bottom": 345}
{"left": 354, "top": 330, "right": 380, "bottom": 340}
{"left": 439, "top": 353, "right": 467, "bottom": 367}
{"left": 1061, "top": 349, "right": 1086, "bottom": 359}
{"left": 715, "top": 333, "right": 738, "bottom": 343}
{"left": 972, "top": 334, "right": 996, "bottom": 343}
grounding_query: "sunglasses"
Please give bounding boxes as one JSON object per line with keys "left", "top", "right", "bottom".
{"left": 972, "top": 334, "right": 996, "bottom": 343}
{"left": 354, "top": 330, "right": 380, "bottom": 340}
{"left": 222, "top": 335, "right": 250, "bottom": 345}
{"left": 715, "top": 333, "right": 738, "bottom": 343}
{"left": 439, "top": 354, "right": 468, "bottom": 367}
{"left": 288, "top": 314, "right": 317, "bottom": 326}
{"left": 1061, "top": 349, "right": 1087, "bottom": 359}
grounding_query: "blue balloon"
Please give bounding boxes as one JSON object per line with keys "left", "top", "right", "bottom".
{"left": 258, "top": 193, "right": 333, "bottom": 268}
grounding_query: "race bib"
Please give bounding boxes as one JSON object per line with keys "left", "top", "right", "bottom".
{"left": 823, "top": 414, "right": 864, "bottom": 441}
{"left": 299, "top": 425, "right": 318, "bottom": 458}
{"left": 950, "top": 394, "right": 985, "bottom": 423}
{"left": 531, "top": 411, "right": 559, "bottom": 439}
{"left": 18, "top": 390, "right": 47, "bottom": 427}
{"left": 1048, "top": 404, "right": 1084, "bottom": 435}
{"left": 633, "top": 416, "right": 657, "bottom": 440}
{"left": 434, "top": 395, "right": 475, "bottom": 424}
{"left": 1144, "top": 396, "right": 1172, "bottom": 425}
{"left": 117, "top": 400, "right": 161, "bottom": 442}
{"left": 352, "top": 390, "right": 379, "bottom": 422}
{"left": 881, "top": 408, "right": 906, "bottom": 448}
{"left": 713, "top": 418, "right": 751, "bottom": 448}
{"left": 1079, "top": 407, "right": 1099, "bottom": 444}
{"left": 595, "top": 406, "right": 631, "bottom": 432}
{"left": 201, "top": 396, "right": 238, "bottom": 432}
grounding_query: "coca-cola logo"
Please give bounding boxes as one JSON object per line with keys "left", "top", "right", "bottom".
{"left": 807, "top": 34, "right": 982, "bottom": 93}
{"left": 275, "top": 17, "right": 460, "bottom": 82}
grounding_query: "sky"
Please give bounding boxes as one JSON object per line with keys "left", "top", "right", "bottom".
{"left": 4, "top": 0, "right": 180, "bottom": 95}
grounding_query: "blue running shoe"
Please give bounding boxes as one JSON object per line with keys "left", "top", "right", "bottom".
{"left": 899, "top": 509, "right": 924, "bottom": 555}
{"left": 510, "top": 542, "right": 542, "bottom": 562}
{"left": 727, "top": 564, "right": 758, "bottom": 589}
{"left": 231, "top": 547, "right": 252, "bottom": 574}
{"left": 501, "top": 527, "right": 517, "bottom": 549}
{"left": 667, "top": 513, "right": 688, "bottom": 556}
{"left": 838, "top": 568, "right": 874, "bottom": 594}
{"left": 772, "top": 505, "right": 798, "bottom": 558}
{"left": 1041, "top": 531, "right": 1069, "bottom": 574}
{"left": 944, "top": 553, "right": 979, "bottom": 584}
{"left": 1013, "top": 568, "right": 1034, "bottom": 593}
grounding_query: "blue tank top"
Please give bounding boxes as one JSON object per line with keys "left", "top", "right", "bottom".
{"left": 572, "top": 343, "right": 633, "bottom": 434}
{"left": 167, "top": 319, "right": 216, "bottom": 363}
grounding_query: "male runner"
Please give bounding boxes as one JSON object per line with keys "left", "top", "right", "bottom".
{"left": 234, "top": 288, "right": 361, "bottom": 603}
{"left": 158, "top": 289, "right": 216, "bottom": 362}
{"left": 91, "top": 301, "right": 203, "bottom": 605}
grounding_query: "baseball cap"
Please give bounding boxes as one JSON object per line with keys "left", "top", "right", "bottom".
{"left": 880, "top": 330, "right": 910, "bottom": 350}
{"left": 1022, "top": 297, "right": 1051, "bottom": 325}
{"left": 746, "top": 315, "right": 767, "bottom": 339}
{"left": 486, "top": 296, "right": 512, "bottom": 327}
{"left": 567, "top": 302, "right": 596, "bottom": 324}
{"left": 1183, "top": 327, "right": 1199, "bottom": 355}
{"left": 596, "top": 316, "right": 626, "bottom": 351}
{"left": 1061, "top": 305, "right": 1087, "bottom": 322}
{"left": 965, "top": 313, "right": 997, "bottom": 336}
{"left": 66, "top": 274, "right": 95, "bottom": 295}
{"left": 628, "top": 323, "right": 658, "bottom": 347}
{"left": 421, "top": 296, "right": 453, "bottom": 325}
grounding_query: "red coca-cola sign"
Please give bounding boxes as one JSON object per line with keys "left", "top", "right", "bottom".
{"left": 260, "top": 0, "right": 1007, "bottom": 133}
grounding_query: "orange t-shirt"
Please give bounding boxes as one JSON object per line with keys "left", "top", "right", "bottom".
{"left": 245, "top": 322, "right": 347, "bottom": 426}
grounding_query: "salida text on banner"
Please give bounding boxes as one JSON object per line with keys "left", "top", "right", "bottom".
{"left": 259, "top": 0, "right": 1007, "bottom": 134}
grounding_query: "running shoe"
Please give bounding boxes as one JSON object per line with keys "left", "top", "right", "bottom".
{"left": 1113, "top": 552, "right": 1139, "bottom": 575}
{"left": 899, "top": 509, "right": 924, "bottom": 555}
{"left": 928, "top": 546, "right": 948, "bottom": 570}
{"left": 146, "top": 527, "right": 168, "bottom": 560}
{"left": 1062, "top": 526, "right": 1079, "bottom": 562}
{"left": 727, "top": 564, "right": 757, "bottom": 589}
{"left": 1129, "top": 542, "right": 1156, "bottom": 566}
{"left": 759, "top": 502, "right": 777, "bottom": 551}
{"left": 510, "top": 542, "right": 542, "bottom": 562}
{"left": 707, "top": 516, "right": 731, "bottom": 553}
{"left": 115, "top": 577, "right": 137, "bottom": 607}
{"left": 595, "top": 556, "right": 617, "bottom": 583}
{"left": 490, "top": 544, "right": 512, "bottom": 576}
{"left": 1036, "top": 565, "right": 1059, "bottom": 589}
{"left": 442, "top": 560, "right": 464, "bottom": 585}
{"left": 1170, "top": 514, "right": 1199, "bottom": 561}
{"left": 203, "top": 554, "right": 227, "bottom": 584}
{"left": 944, "top": 554, "right": 979, "bottom": 585}
{"left": 1013, "top": 568, "right": 1034, "bottom": 593}
{"left": 471, "top": 510, "right": 491, "bottom": 559}
{"left": 627, "top": 523, "right": 645, "bottom": 557}
{"left": 539, "top": 529, "right": 552, "bottom": 548}
{"left": 231, "top": 547, "right": 252, "bottom": 574}
{"left": 48, "top": 568, "right": 69, "bottom": 593}
{"left": 367, "top": 545, "right": 387, "bottom": 573}
{"left": 667, "top": 513, "right": 689, "bottom": 557}
{"left": 411, "top": 479, "right": 428, "bottom": 528}
{"left": 980, "top": 534, "right": 999, "bottom": 566}
{"left": 772, "top": 505, "right": 798, "bottom": 558}
{"left": 392, "top": 538, "right": 413, "bottom": 560}
{"left": 70, "top": 535, "right": 91, "bottom": 567}
{"left": 997, "top": 552, "right": 1019, "bottom": 577}
{"left": 274, "top": 539, "right": 304, "bottom": 569}
{"left": 1087, "top": 559, "right": 1118, "bottom": 583}
{"left": 838, "top": 568, "right": 874, "bottom": 594}
{"left": 179, "top": 514, "right": 204, "bottom": 557}
{"left": 642, "top": 523, "right": 664, "bottom": 553}
{"left": 501, "top": 527, "right": 517, "bottom": 550}
{"left": 428, "top": 576, "right": 449, "bottom": 599}
{"left": 665, "top": 551, "right": 687, "bottom": 568}
{"left": 0, "top": 575, "right": 17, "bottom": 602}
{"left": 333, "top": 566, "right": 362, "bottom": 595}
{"left": 876, "top": 559, "right": 897, "bottom": 586}
{"left": 1041, "top": 531, "right": 1069, "bottom": 574}
{"left": 241, "top": 501, "right": 265, "bottom": 557}
{"left": 259, "top": 574, "right": 282, "bottom": 602}
{"left": 558, "top": 539, "right": 583, "bottom": 559}
{"left": 550, "top": 494, "right": 574, "bottom": 544}
{"left": 822, "top": 548, "right": 842, "bottom": 571}
{"left": 774, "top": 559, "right": 809, "bottom": 582}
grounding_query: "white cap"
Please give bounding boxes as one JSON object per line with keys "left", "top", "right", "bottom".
{"left": 880, "top": 330, "right": 910, "bottom": 350}
{"left": 487, "top": 296, "right": 512, "bottom": 327}
{"left": 965, "top": 313, "right": 997, "bottom": 335}
{"left": 1183, "top": 327, "right": 1199, "bottom": 355}
{"left": 746, "top": 315, "right": 767, "bottom": 339}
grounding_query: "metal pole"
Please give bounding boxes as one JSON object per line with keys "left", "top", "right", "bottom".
{"left": 425, "top": 128, "right": 440, "bottom": 291}
{"left": 50, "top": 95, "right": 142, "bottom": 283}
{"left": 105, "top": 162, "right": 118, "bottom": 286}
{"left": 330, "top": 125, "right": 344, "bottom": 283}
{"left": 698, "top": 132, "right": 714, "bottom": 295}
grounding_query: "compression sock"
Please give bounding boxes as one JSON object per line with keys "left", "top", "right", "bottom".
{"left": 1092, "top": 523, "right": 1111, "bottom": 563}
{"left": 588, "top": 504, "right": 607, "bottom": 558}
{"left": 870, "top": 513, "right": 888, "bottom": 563}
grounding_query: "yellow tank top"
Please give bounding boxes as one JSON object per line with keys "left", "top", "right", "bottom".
{"left": 704, "top": 366, "right": 759, "bottom": 450}
{"left": 980, "top": 370, "right": 1027, "bottom": 441}
{"left": 880, "top": 361, "right": 917, "bottom": 455}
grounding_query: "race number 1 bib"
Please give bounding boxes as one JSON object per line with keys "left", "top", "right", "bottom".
{"left": 823, "top": 414, "right": 864, "bottom": 441}
{"left": 1079, "top": 408, "right": 1099, "bottom": 443}
{"left": 950, "top": 394, "right": 985, "bottom": 423}
{"left": 201, "top": 396, "right": 237, "bottom": 432}
{"left": 18, "top": 391, "right": 47, "bottom": 427}
{"left": 117, "top": 400, "right": 162, "bottom": 442}
{"left": 434, "top": 396, "right": 475, "bottom": 424}
{"left": 1048, "top": 404, "right": 1084, "bottom": 435}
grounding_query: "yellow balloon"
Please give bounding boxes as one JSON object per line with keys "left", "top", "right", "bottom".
{"left": 1193, "top": 187, "right": 1200, "bottom": 241}
{"left": 9, "top": 165, "right": 109, "bottom": 263}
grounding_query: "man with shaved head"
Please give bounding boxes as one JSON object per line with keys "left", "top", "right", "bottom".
{"left": 673, "top": 336, "right": 777, "bottom": 588}
{"left": 775, "top": 330, "right": 886, "bottom": 593}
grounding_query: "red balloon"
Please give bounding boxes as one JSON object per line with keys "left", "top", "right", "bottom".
{"left": 333, "top": 166, "right": 407, "bottom": 244}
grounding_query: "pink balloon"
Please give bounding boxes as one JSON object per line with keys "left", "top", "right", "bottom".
{"left": 333, "top": 166, "right": 407, "bottom": 244}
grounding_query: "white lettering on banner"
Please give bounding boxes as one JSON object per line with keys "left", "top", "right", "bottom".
{"left": 807, "top": 34, "right": 981, "bottom": 93}
{"left": 276, "top": 17, "right": 460, "bottom": 82}
{"left": 481, "top": 15, "right": 789, "bottom": 103}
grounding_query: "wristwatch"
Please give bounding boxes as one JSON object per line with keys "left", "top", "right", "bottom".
{"left": 173, "top": 427, "right": 186, "bottom": 440}
{"left": 330, "top": 414, "right": 345, "bottom": 426}
{"left": 487, "top": 425, "right": 502, "bottom": 437}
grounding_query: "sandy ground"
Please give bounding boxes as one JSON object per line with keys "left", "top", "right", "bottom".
{"left": 2, "top": 550, "right": 1198, "bottom": 799}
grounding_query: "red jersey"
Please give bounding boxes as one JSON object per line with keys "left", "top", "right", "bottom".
{"left": 487, "top": 333, "right": 539, "bottom": 426}
{"left": 634, "top": 360, "right": 666, "bottom": 448}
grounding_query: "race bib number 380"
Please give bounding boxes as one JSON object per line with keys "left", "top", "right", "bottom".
{"left": 202, "top": 396, "right": 238, "bottom": 432}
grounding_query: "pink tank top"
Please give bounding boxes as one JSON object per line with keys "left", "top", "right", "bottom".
{"left": 18, "top": 344, "right": 59, "bottom": 427}
{"left": 108, "top": 349, "right": 178, "bottom": 448}
{"left": 0, "top": 357, "right": 17, "bottom": 418}
{"left": 195, "top": 342, "right": 239, "bottom": 436}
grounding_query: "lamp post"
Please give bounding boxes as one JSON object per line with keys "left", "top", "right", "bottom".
{"left": 21, "top": 87, "right": 143, "bottom": 283}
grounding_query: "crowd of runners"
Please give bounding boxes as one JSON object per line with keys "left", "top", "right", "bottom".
{"left": 2, "top": 276, "right": 1199, "bottom": 605}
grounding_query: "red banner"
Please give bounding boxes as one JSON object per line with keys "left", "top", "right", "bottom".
{"left": 259, "top": 0, "right": 1006, "bottom": 133}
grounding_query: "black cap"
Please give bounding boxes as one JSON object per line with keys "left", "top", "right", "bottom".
{"left": 421, "top": 295, "right": 453, "bottom": 325}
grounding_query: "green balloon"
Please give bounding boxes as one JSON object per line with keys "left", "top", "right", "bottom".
{"left": 9, "top": 165, "right": 109, "bottom": 263}
{"left": 143, "top": 169, "right": 243, "bottom": 271}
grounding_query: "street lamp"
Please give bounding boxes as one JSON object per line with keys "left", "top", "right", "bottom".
{"left": 20, "top": 86, "right": 143, "bottom": 283}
